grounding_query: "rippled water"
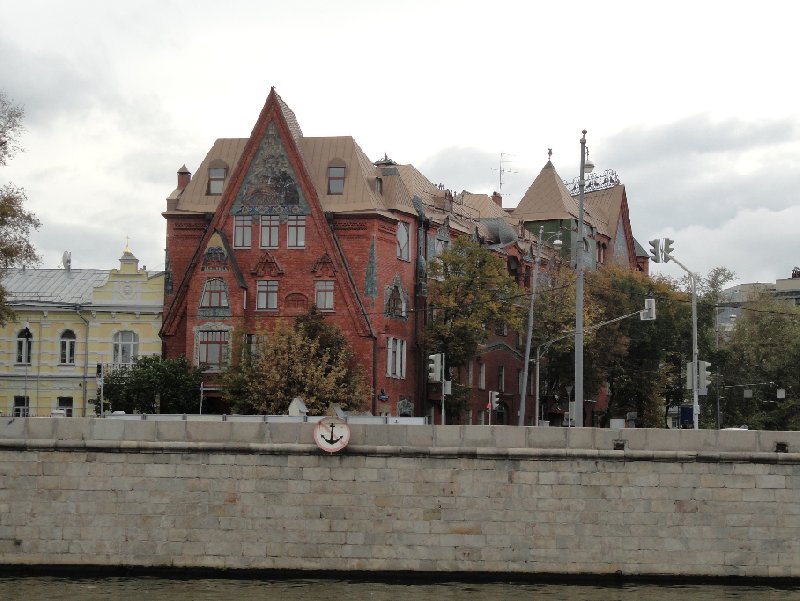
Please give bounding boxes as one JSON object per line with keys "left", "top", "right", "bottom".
{"left": 0, "top": 577, "right": 797, "bottom": 601}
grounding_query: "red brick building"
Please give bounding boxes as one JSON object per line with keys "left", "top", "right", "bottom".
{"left": 161, "top": 89, "right": 645, "bottom": 424}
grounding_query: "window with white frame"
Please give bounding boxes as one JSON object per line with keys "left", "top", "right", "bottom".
{"left": 396, "top": 221, "right": 410, "bottom": 261}
{"left": 315, "top": 280, "right": 334, "bottom": 310}
{"left": 112, "top": 331, "right": 139, "bottom": 366}
{"left": 287, "top": 216, "right": 305, "bottom": 248}
{"left": 256, "top": 280, "right": 278, "bottom": 310}
{"left": 201, "top": 278, "right": 229, "bottom": 308}
{"left": 198, "top": 330, "right": 229, "bottom": 369}
{"left": 478, "top": 362, "right": 486, "bottom": 390}
{"left": 234, "top": 215, "right": 252, "bottom": 248}
{"left": 260, "top": 215, "right": 279, "bottom": 248}
{"left": 16, "top": 328, "right": 32, "bottom": 365}
{"left": 60, "top": 330, "right": 76, "bottom": 365}
{"left": 57, "top": 396, "right": 74, "bottom": 417}
{"left": 13, "top": 395, "right": 29, "bottom": 417}
{"left": 498, "top": 365, "right": 505, "bottom": 392}
{"left": 386, "top": 337, "right": 406, "bottom": 378}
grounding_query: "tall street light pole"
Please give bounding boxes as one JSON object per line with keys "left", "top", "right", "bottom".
{"left": 574, "top": 130, "right": 594, "bottom": 428}
{"left": 519, "top": 226, "right": 561, "bottom": 426}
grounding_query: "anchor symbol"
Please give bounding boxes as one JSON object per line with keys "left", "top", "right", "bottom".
{"left": 321, "top": 423, "right": 343, "bottom": 446}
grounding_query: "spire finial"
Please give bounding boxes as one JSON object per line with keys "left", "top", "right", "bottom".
{"left": 548, "top": 148, "right": 552, "bottom": 161}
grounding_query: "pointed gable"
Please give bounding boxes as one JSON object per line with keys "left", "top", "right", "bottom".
{"left": 162, "top": 88, "right": 372, "bottom": 339}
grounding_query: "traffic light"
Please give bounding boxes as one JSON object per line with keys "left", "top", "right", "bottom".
{"left": 427, "top": 353, "right": 443, "bottom": 383}
{"left": 648, "top": 239, "right": 661, "bottom": 263}
{"left": 640, "top": 298, "right": 656, "bottom": 321}
{"left": 698, "top": 360, "right": 712, "bottom": 389}
{"left": 489, "top": 391, "right": 500, "bottom": 409}
{"left": 662, "top": 238, "right": 674, "bottom": 262}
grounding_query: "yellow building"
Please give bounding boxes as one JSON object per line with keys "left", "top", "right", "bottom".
{"left": 0, "top": 248, "right": 164, "bottom": 417}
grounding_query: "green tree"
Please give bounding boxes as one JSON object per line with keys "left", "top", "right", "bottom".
{"left": 425, "top": 236, "right": 524, "bottom": 368}
{"left": 1, "top": 92, "right": 40, "bottom": 325}
{"left": 714, "top": 293, "right": 800, "bottom": 430}
{"left": 101, "top": 355, "right": 204, "bottom": 414}
{"left": 223, "top": 312, "right": 370, "bottom": 415}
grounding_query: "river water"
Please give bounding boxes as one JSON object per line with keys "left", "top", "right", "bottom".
{"left": 0, "top": 577, "right": 797, "bottom": 601}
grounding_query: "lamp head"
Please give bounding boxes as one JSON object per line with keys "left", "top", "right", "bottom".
{"left": 583, "top": 148, "right": 595, "bottom": 174}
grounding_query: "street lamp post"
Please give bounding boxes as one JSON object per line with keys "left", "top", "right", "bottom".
{"left": 519, "top": 226, "right": 561, "bottom": 426}
{"left": 574, "top": 130, "right": 594, "bottom": 428}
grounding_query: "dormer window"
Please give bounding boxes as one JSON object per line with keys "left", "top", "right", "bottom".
{"left": 327, "top": 160, "right": 346, "bottom": 195}
{"left": 207, "top": 160, "right": 228, "bottom": 195}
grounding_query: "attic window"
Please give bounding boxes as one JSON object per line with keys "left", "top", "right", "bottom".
{"left": 327, "top": 160, "right": 346, "bottom": 195}
{"left": 207, "top": 160, "right": 228, "bottom": 195}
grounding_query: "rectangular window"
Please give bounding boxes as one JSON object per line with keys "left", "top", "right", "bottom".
{"left": 60, "top": 339, "right": 75, "bottom": 364}
{"left": 315, "top": 280, "right": 334, "bottom": 311}
{"left": 467, "top": 361, "right": 473, "bottom": 387}
{"left": 57, "top": 396, "right": 74, "bottom": 417}
{"left": 478, "top": 363, "right": 486, "bottom": 390}
{"left": 256, "top": 280, "right": 278, "bottom": 310}
{"left": 13, "top": 396, "right": 29, "bottom": 417}
{"left": 198, "top": 330, "right": 229, "bottom": 368}
{"left": 260, "top": 215, "right": 279, "bottom": 248}
{"left": 287, "top": 216, "right": 305, "bottom": 248}
{"left": 208, "top": 167, "right": 226, "bottom": 195}
{"left": 16, "top": 339, "right": 31, "bottom": 365}
{"left": 327, "top": 166, "right": 345, "bottom": 194}
{"left": 234, "top": 215, "right": 252, "bottom": 248}
{"left": 386, "top": 337, "right": 406, "bottom": 378}
{"left": 498, "top": 366, "right": 505, "bottom": 392}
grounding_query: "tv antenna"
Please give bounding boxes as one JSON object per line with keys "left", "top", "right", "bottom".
{"left": 493, "top": 152, "right": 518, "bottom": 193}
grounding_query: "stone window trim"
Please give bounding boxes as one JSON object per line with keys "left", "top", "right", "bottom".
{"left": 60, "top": 329, "right": 77, "bottom": 365}
{"left": 200, "top": 278, "right": 230, "bottom": 309}
{"left": 112, "top": 330, "right": 139, "bottom": 367}
{"left": 196, "top": 328, "right": 231, "bottom": 371}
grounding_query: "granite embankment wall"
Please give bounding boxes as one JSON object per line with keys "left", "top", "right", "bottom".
{"left": 0, "top": 418, "right": 799, "bottom": 578}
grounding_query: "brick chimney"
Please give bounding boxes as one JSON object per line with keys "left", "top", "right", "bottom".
{"left": 177, "top": 164, "right": 191, "bottom": 190}
{"left": 491, "top": 191, "right": 502, "bottom": 207}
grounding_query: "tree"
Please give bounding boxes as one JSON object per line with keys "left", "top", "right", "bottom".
{"left": 1, "top": 92, "right": 40, "bottom": 325}
{"left": 425, "top": 236, "right": 524, "bottom": 368}
{"left": 101, "top": 355, "right": 205, "bottom": 414}
{"left": 222, "top": 311, "right": 370, "bottom": 415}
{"left": 714, "top": 293, "right": 800, "bottom": 430}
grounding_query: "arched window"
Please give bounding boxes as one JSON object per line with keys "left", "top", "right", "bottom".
{"left": 16, "top": 327, "right": 33, "bottom": 365}
{"left": 201, "top": 278, "right": 229, "bottom": 308}
{"left": 327, "top": 159, "right": 346, "bottom": 195}
{"left": 396, "top": 222, "right": 410, "bottom": 261}
{"left": 113, "top": 331, "right": 139, "bottom": 366}
{"left": 60, "top": 329, "right": 76, "bottom": 365}
{"left": 387, "top": 286, "right": 405, "bottom": 318}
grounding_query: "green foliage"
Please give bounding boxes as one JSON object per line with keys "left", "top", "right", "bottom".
{"left": 425, "top": 236, "right": 524, "bottom": 368}
{"left": 713, "top": 294, "right": 800, "bottom": 430}
{"left": 222, "top": 309, "right": 370, "bottom": 415}
{"left": 0, "top": 93, "right": 40, "bottom": 325}
{"left": 101, "top": 355, "right": 204, "bottom": 414}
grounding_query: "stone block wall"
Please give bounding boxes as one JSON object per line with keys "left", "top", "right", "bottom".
{"left": 0, "top": 418, "right": 798, "bottom": 577}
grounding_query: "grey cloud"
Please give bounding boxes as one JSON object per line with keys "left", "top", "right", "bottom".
{"left": 418, "top": 146, "right": 501, "bottom": 193}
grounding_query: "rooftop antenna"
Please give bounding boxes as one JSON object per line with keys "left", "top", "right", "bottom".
{"left": 493, "top": 152, "right": 518, "bottom": 193}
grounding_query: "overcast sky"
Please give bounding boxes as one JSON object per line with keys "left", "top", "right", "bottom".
{"left": 2, "top": 0, "right": 798, "bottom": 286}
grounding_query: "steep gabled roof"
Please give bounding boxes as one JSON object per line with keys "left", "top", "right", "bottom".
{"left": 162, "top": 88, "right": 371, "bottom": 338}
{"left": 510, "top": 161, "right": 599, "bottom": 228}
{"left": 583, "top": 184, "right": 626, "bottom": 239}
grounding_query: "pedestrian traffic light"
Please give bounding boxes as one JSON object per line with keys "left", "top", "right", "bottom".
{"left": 648, "top": 239, "right": 661, "bottom": 263}
{"left": 489, "top": 391, "right": 500, "bottom": 409}
{"left": 427, "top": 353, "right": 443, "bottom": 383}
{"left": 698, "top": 360, "right": 712, "bottom": 389}
{"left": 662, "top": 238, "right": 674, "bottom": 262}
